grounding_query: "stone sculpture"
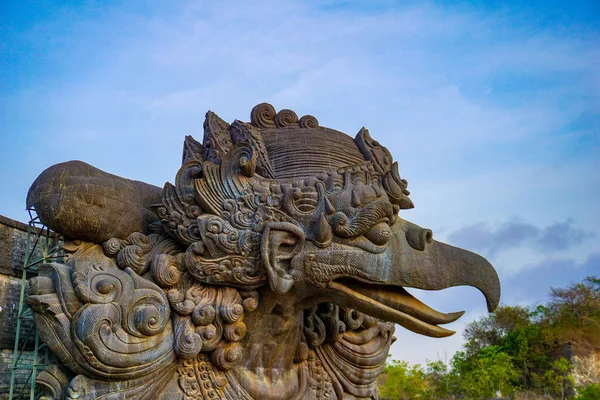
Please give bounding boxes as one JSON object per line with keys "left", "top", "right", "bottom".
{"left": 26, "top": 103, "right": 500, "bottom": 399}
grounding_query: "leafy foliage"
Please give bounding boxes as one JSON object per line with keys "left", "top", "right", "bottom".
{"left": 379, "top": 276, "right": 600, "bottom": 399}
{"left": 379, "top": 360, "right": 433, "bottom": 399}
{"left": 576, "top": 383, "right": 600, "bottom": 400}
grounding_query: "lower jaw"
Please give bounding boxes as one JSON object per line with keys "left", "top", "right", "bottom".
{"left": 327, "top": 280, "right": 460, "bottom": 338}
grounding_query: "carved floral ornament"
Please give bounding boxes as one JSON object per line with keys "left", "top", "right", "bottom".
{"left": 26, "top": 103, "right": 500, "bottom": 399}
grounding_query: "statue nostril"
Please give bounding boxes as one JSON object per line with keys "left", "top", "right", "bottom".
{"left": 406, "top": 226, "right": 433, "bottom": 251}
{"left": 424, "top": 229, "right": 433, "bottom": 244}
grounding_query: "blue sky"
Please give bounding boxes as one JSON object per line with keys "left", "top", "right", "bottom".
{"left": 1, "top": 0, "right": 599, "bottom": 365}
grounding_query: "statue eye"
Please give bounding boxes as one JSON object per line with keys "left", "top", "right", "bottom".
{"left": 293, "top": 192, "right": 319, "bottom": 213}
{"left": 363, "top": 222, "right": 392, "bottom": 246}
{"left": 352, "top": 172, "right": 367, "bottom": 185}
{"left": 327, "top": 175, "right": 345, "bottom": 193}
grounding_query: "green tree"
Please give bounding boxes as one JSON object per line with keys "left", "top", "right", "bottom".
{"left": 543, "top": 358, "right": 576, "bottom": 400}
{"left": 546, "top": 277, "right": 600, "bottom": 355}
{"left": 378, "top": 360, "right": 433, "bottom": 400}
{"left": 463, "top": 305, "right": 533, "bottom": 356}
{"left": 379, "top": 277, "right": 600, "bottom": 399}
{"left": 426, "top": 359, "right": 455, "bottom": 398}
{"left": 459, "top": 346, "right": 519, "bottom": 399}
{"left": 576, "top": 383, "right": 600, "bottom": 400}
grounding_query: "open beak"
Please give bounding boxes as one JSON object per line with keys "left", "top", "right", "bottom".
{"left": 325, "top": 218, "right": 501, "bottom": 337}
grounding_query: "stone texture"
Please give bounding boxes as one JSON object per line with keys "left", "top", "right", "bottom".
{"left": 0, "top": 349, "right": 35, "bottom": 397}
{"left": 0, "top": 214, "right": 30, "bottom": 277}
{"left": 27, "top": 161, "right": 162, "bottom": 243}
{"left": 0, "top": 214, "right": 57, "bottom": 398}
{"left": 0, "top": 275, "right": 34, "bottom": 350}
{"left": 26, "top": 103, "right": 501, "bottom": 399}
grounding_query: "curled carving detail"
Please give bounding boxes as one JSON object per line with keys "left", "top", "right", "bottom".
{"left": 72, "top": 263, "right": 130, "bottom": 304}
{"left": 151, "top": 253, "right": 183, "bottom": 287}
{"left": 29, "top": 248, "right": 176, "bottom": 384}
{"left": 192, "top": 303, "right": 216, "bottom": 326}
{"left": 212, "top": 342, "right": 243, "bottom": 371}
{"left": 185, "top": 247, "right": 265, "bottom": 288}
{"left": 163, "top": 273, "right": 253, "bottom": 372}
{"left": 203, "top": 111, "right": 233, "bottom": 164}
{"left": 382, "top": 162, "right": 414, "bottom": 209}
{"left": 330, "top": 200, "right": 394, "bottom": 238}
{"left": 37, "top": 364, "right": 69, "bottom": 400}
{"left": 304, "top": 307, "right": 327, "bottom": 348}
{"left": 342, "top": 307, "right": 364, "bottom": 331}
{"left": 174, "top": 315, "right": 203, "bottom": 359}
{"left": 250, "top": 102, "right": 277, "bottom": 128}
{"left": 102, "top": 237, "right": 126, "bottom": 257}
{"left": 112, "top": 232, "right": 182, "bottom": 275}
{"left": 304, "top": 304, "right": 395, "bottom": 399}
{"left": 299, "top": 114, "right": 319, "bottom": 129}
{"left": 275, "top": 109, "right": 299, "bottom": 127}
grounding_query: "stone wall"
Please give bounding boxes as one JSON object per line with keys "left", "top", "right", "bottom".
{"left": 0, "top": 349, "right": 37, "bottom": 397}
{"left": 0, "top": 214, "right": 57, "bottom": 398}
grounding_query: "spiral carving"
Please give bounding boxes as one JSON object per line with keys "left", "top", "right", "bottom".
{"left": 128, "top": 232, "right": 152, "bottom": 249}
{"left": 117, "top": 244, "right": 147, "bottom": 275}
{"left": 167, "top": 287, "right": 185, "bottom": 304}
{"left": 223, "top": 321, "right": 246, "bottom": 342}
{"left": 299, "top": 114, "right": 319, "bottom": 128}
{"left": 211, "top": 342, "right": 243, "bottom": 371}
{"left": 197, "top": 324, "right": 218, "bottom": 342}
{"left": 132, "top": 304, "right": 166, "bottom": 336}
{"left": 275, "top": 109, "right": 299, "bottom": 127}
{"left": 124, "top": 288, "right": 170, "bottom": 337}
{"left": 102, "top": 237, "right": 125, "bottom": 257}
{"left": 342, "top": 308, "right": 364, "bottom": 331}
{"left": 304, "top": 308, "right": 327, "bottom": 348}
{"left": 67, "top": 260, "right": 175, "bottom": 381}
{"left": 72, "top": 264, "right": 130, "bottom": 304}
{"left": 192, "top": 304, "right": 216, "bottom": 326}
{"left": 330, "top": 212, "right": 350, "bottom": 235}
{"left": 173, "top": 299, "right": 195, "bottom": 315}
{"left": 220, "top": 303, "right": 243, "bottom": 324}
{"left": 113, "top": 232, "right": 182, "bottom": 276}
{"left": 157, "top": 276, "right": 254, "bottom": 372}
{"left": 174, "top": 316, "right": 203, "bottom": 359}
{"left": 151, "top": 254, "right": 182, "bottom": 287}
{"left": 303, "top": 303, "right": 389, "bottom": 353}
{"left": 242, "top": 296, "right": 258, "bottom": 312}
{"left": 377, "top": 321, "right": 395, "bottom": 338}
{"left": 362, "top": 314, "right": 378, "bottom": 329}
{"left": 250, "top": 103, "right": 277, "bottom": 128}
{"left": 185, "top": 252, "right": 265, "bottom": 288}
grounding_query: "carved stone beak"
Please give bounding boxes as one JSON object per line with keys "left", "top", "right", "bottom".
{"left": 390, "top": 218, "right": 501, "bottom": 313}
{"left": 326, "top": 218, "right": 500, "bottom": 337}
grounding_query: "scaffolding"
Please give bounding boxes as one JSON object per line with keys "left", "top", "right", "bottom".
{"left": 8, "top": 209, "right": 63, "bottom": 400}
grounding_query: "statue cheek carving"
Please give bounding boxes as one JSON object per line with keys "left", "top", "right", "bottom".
{"left": 261, "top": 222, "right": 305, "bottom": 295}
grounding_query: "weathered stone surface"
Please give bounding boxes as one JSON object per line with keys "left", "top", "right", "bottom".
{"left": 0, "top": 215, "right": 61, "bottom": 398}
{"left": 27, "top": 160, "right": 162, "bottom": 243}
{"left": 26, "top": 103, "right": 500, "bottom": 399}
{"left": 0, "top": 215, "right": 53, "bottom": 350}
{"left": 0, "top": 214, "right": 30, "bottom": 277}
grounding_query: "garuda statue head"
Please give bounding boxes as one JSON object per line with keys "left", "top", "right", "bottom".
{"left": 26, "top": 103, "right": 500, "bottom": 400}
